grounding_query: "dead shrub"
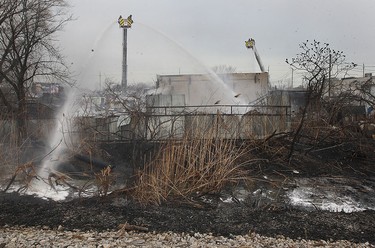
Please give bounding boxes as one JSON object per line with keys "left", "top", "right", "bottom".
{"left": 132, "top": 129, "right": 250, "bottom": 205}
{"left": 4, "top": 162, "right": 37, "bottom": 193}
{"left": 95, "top": 165, "right": 114, "bottom": 196}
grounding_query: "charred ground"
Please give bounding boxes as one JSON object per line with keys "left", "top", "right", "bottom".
{"left": 1, "top": 135, "right": 375, "bottom": 244}
{"left": 0, "top": 188, "right": 374, "bottom": 244}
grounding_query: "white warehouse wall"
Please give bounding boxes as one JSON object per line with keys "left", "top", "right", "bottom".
{"left": 155, "top": 72, "right": 269, "bottom": 106}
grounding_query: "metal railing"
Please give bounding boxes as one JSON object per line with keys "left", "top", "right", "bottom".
{"left": 74, "top": 104, "right": 291, "bottom": 142}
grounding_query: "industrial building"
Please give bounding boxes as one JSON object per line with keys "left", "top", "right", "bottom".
{"left": 154, "top": 72, "right": 269, "bottom": 106}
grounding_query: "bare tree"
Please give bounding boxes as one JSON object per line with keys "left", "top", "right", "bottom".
{"left": 0, "top": 2, "right": 21, "bottom": 26}
{"left": 0, "top": 0, "right": 72, "bottom": 143}
{"left": 286, "top": 40, "right": 356, "bottom": 160}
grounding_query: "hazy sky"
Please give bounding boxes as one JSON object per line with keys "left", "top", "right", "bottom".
{"left": 58, "top": 0, "right": 375, "bottom": 89}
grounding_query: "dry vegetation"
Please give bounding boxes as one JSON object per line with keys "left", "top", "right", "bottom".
{"left": 130, "top": 128, "right": 252, "bottom": 205}
{"left": 95, "top": 165, "right": 115, "bottom": 196}
{"left": 0, "top": 119, "right": 23, "bottom": 178}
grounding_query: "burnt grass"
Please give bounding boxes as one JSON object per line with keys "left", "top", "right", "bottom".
{"left": 1, "top": 137, "right": 375, "bottom": 244}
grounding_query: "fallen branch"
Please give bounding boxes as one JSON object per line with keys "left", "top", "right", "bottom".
{"left": 48, "top": 172, "right": 79, "bottom": 191}
{"left": 4, "top": 162, "right": 37, "bottom": 193}
{"left": 306, "top": 142, "right": 346, "bottom": 153}
{"left": 3, "top": 173, "right": 17, "bottom": 193}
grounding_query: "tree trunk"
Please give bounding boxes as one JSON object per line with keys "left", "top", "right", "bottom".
{"left": 16, "top": 82, "right": 27, "bottom": 144}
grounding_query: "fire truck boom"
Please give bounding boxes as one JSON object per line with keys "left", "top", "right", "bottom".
{"left": 245, "top": 38, "right": 265, "bottom": 73}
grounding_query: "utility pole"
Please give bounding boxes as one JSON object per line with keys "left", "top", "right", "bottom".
{"left": 328, "top": 53, "right": 332, "bottom": 98}
{"left": 363, "top": 63, "right": 365, "bottom": 77}
{"left": 118, "top": 15, "right": 133, "bottom": 93}
{"left": 291, "top": 68, "right": 294, "bottom": 88}
{"left": 99, "top": 72, "right": 102, "bottom": 91}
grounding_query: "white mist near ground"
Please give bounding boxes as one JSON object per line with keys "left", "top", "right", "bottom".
{"left": 29, "top": 86, "right": 78, "bottom": 200}
{"left": 28, "top": 23, "right": 119, "bottom": 200}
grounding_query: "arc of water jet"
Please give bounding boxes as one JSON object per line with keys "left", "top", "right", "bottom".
{"left": 135, "top": 21, "right": 248, "bottom": 106}
{"left": 71, "top": 20, "right": 117, "bottom": 91}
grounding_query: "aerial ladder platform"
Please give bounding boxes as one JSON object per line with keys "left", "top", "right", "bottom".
{"left": 245, "top": 38, "right": 265, "bottom": 73}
